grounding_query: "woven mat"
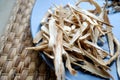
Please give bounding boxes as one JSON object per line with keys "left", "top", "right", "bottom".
{"left": 0, "top": 0, "right": 55, "bottom": 80}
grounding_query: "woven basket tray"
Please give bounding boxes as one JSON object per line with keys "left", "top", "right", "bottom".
{"left": 0, "top": 0, "right": 55, "bottom": 80}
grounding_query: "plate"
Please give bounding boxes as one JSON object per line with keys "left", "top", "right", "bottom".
{"left": 30, "top": 0, "right": 120, "bottom": 80}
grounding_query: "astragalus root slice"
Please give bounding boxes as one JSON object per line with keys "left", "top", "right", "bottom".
{"left": 72, "top": 61, "right": 113, "bottom": 79}
{"left": 69, "top": 4, "right": 112, "bottom": 26}
{"left": 76, "top": 0, "right": 102, "bottom": 14}
{"left": 65, "top": 52, "right": 77, "bottom": 75}
{"left": 27, "top": 0, "right": 120, "bottom": 80}
{"left": 26, "top": 44, "right": 48, "bottom": 50}
{"left": 48, "top": 17, "right": 57, "bottom": 48}
{"left": 117, "top": 55, "right": 120, "bottom": 77}
{"left": 106, "top": 36, "right": 120, "bottom": 65}
{"left": 53, "top": 6, "right": 65, "bottom": 80}
{"left": 104, "top": 10, "right": 114, "bottom": 56}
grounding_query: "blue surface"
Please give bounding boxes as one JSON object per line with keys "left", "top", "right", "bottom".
{"left": 31, "top": 0, "right": 120, "bottom": 80}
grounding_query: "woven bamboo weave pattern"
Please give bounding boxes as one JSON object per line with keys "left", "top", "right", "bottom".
{"left": 0, "top": 0, "right": 55, "bottom": 80}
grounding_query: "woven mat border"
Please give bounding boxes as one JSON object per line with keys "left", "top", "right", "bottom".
{"left": 0, "top": 0, "right": 55, "bottom": 80}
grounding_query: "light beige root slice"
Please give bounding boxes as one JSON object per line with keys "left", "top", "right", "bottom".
{"left": 48, "top": 17, "right": 58, "bottom": 48}
{"left": 106, "top": 36, "right": 120, "bottom": 65}
{"left": 26, "top": 44, "right": 48, "bottom": 51}
{"left": 53, "top": 6, "right": 65, "bottom": 80}
{"left": 65, "top": 52, "right": 77, "bottom": 75}
{"left": 104, "top": 10, "right": 114, "bottom": 56}
{"left": 72, "top": 61, "right": 113, "bottom": 80}
{"left": 117, "top": 55, "right": 120, "bottom": 77}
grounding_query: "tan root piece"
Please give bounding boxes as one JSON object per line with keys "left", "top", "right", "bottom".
{"left": 27, "top": 0, "right": 120, "bottom": 80}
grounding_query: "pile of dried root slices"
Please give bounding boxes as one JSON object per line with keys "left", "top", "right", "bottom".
{"left": 27, "top": 0, "right": 120, "bottom": 80}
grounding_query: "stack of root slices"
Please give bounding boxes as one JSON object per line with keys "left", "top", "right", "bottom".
{"left": 27, "top": 0, "right": 120, "bottom": 80}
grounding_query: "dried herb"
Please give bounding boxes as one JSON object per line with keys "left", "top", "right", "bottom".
{"left": 27, "top": 0, "right": 120, "bottom": 80}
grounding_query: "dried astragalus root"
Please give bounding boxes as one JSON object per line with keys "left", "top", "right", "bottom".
{"left": 27, "top": 0, "right": 120, "bottom": 80}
